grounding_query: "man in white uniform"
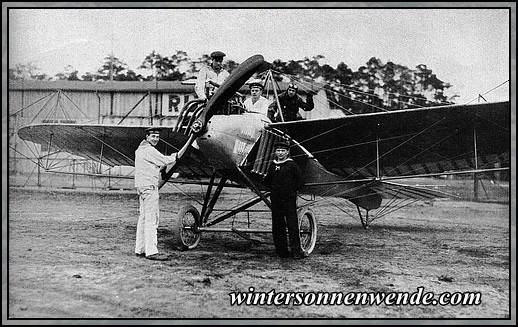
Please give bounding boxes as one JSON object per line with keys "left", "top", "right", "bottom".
{"left": 195, "top": 51, "right": 230, "bottom": 101}
{"left": 243, "top": 79, "right": 271, "bottom": 118}
{"left": 134, "top": 127, "right": 189, "bottom": 261}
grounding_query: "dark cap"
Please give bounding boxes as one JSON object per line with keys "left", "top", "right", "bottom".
{"left": 274, "top": 140, "right": 290, "bottom": 149}
{"left": 248, "top": 79, "right": 264, "bottom": 90}
{"left": 287, "top": 83, "right": 298, "bottom": 91}
{"left": 210, "top": 51, "right": 226, "bottom": 59}
{"left": 145, "top": 127, "right": 163, "bottom": 135}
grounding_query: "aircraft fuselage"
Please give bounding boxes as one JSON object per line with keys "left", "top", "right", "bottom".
{"left": 196, "top": 113, "right": 269, "bottom": 170}
{"left": 195, "top": 113, "right": 382, "bottom": 210}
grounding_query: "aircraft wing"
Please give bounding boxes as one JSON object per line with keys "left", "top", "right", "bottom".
{"left": 270, "top": 101, "right": 510, "bottom": 180}
{"left": 17, "top": 123, "right": 214, "bottom": 178}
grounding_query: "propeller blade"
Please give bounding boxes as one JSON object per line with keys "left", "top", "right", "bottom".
{"left": 160, "top": 54, "right": 265, "bottom": 188}
{"left": 158, "top": 134, "right": 196, "bottom": 189}
{"left": 191, "top": 54, "right": 265, "bottom": 134}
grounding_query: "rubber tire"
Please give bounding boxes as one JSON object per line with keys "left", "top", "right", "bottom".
{"left": 173, "top": 205, "right": 201, "bottom": 250}
{"left": 298, "top": 207, "right": 317, "bottom": 254}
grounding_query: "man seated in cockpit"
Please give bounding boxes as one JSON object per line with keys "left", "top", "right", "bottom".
{"left": 195, "top": 51, "right": 230, "bottom": 101}
{"left": 243, "top": 79, "right": 271, "bottom": 118}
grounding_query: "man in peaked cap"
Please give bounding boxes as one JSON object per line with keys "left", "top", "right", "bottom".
{"left": 210, "top": 50, "right": 226, "bottom": 60}
{"left": 134, "top": 126, "right": 190, "bottom": 261}
{"left": 195, "top": 50, "right": 230, "bottom": 101}
{"left": 243, "top": 79, "right": 271, "bottom": 117}
{"left": 144, "top": 126, "right": 163, "bottom": 135}
{"left": 263, "top": 139, "right": 308, "bottom": 259}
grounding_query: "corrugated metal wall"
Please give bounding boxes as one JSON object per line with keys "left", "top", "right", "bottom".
{"left": 9, "top": 85, "right": 195, "bottom": 175}
{"left": 8, "top": 80, "right": 330, "bottom": 178}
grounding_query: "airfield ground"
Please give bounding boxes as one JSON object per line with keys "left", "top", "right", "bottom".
{"left": 7, "top": 183, "right": 512, "bottom": 321}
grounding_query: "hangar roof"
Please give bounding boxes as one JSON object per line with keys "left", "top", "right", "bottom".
{"left": 9, "top": 79, "right": 321, "bottom": 94}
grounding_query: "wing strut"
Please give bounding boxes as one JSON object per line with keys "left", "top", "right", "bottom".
{"left": 200, "top": 174, "right": 228, "bottom": 225}
{"left": 268, "top": 70, "right": 284, "bottom": 122}
{"left": 376, "top": 131, "right": 380, "bottom": 179}
{"left": 191, "top": 170, "right": 270, "bottom": 228}
{"left": 356, "top": 205, "right": 370, "bottom": 229}
{"left": 237, "top": 166, "right": 271, "bottom": 208}
{"left": 204, "top": 194, "right": 270, "bottom": 228}
{"left": 473, "top": 122, "right": 479, "bottom": 201}
{"left": 98, "top": 135, "right": 105, "bottom": 174}
{"left": 45, "top": 133, "right": 53, "bottom": 170}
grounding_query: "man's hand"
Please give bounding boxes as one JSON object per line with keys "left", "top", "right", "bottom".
{"left": 207, "top": 80, "right": 221, "bottom": 88}
{"left": 160, "top": 165, "right": 167, "bottom": 179}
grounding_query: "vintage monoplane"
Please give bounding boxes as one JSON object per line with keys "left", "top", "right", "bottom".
{"left": 17, "top": 54, "right": 510, "bottom": 254}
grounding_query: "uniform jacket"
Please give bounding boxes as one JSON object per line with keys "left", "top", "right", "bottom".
{"left": 267, "top": 91, "right": 314, "bottom": 122}
{"left": 264, "top": 158, "right": 304, "bottom": 198}
{"left": 134, "top": 140, "right": 177, "bottom": 188}
{"left": 195, "top": 64, "right": 230, "bottom": 100}
{"left": 243, "top": 96, "right": 271, "bottom": 117}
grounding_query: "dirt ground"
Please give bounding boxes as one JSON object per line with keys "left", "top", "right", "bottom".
{"left": 6, "top": 185, "right": 512, "bottom": 322}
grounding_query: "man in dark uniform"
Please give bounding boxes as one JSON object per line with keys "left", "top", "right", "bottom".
{"left": 263, "top": 139, "right": 308, "bottom": 259}
{"left": 267, "top": 83, "right": 314, "bottom": 122}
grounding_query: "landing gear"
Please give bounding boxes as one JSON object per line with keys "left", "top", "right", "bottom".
{"left": 169, "top": 171, "right": 319, "bottom": 254}
{"left": 356, "top": 205, "right": 371, "bottom": 229}
{"left": 173, "top": 205, "right": 201, "bottom": 250}
{"left": 298, "top": 207, "right": 317, "bottom": 254}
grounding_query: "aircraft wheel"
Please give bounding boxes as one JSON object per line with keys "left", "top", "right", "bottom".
{"left": 173, "top": 205, "right": 201, "bottom": 250}
{"left": 298, "top": 207, "right": 317, "bottom": 254}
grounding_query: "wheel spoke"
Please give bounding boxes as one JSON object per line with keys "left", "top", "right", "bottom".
{"left": 298, "top": 208, "right": 317, "bottom": 254}
{"left": 173, "top": 205, "right": 201, "bottom": 250}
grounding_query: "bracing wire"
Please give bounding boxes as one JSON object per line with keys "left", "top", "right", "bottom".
{"left": 9, "top": 92, "right": 55, "bottom": 117}
{"left": 464, "top": 80, "right": 509, "bottom": 105}
{"left": 268, "top": 69, "right": 509, "bottom": 116}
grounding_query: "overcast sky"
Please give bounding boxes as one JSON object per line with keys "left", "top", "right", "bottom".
{"left": 8, "top": 6, "right": 512, "bottom": 104}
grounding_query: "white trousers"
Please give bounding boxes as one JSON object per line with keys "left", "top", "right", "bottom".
{"left": 135, "top": 186, "right": 160, "bottom": 256}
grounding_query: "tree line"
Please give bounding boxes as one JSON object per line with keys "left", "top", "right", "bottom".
{"left": 9, "top": 50, "right": 455, "bottom": 112}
